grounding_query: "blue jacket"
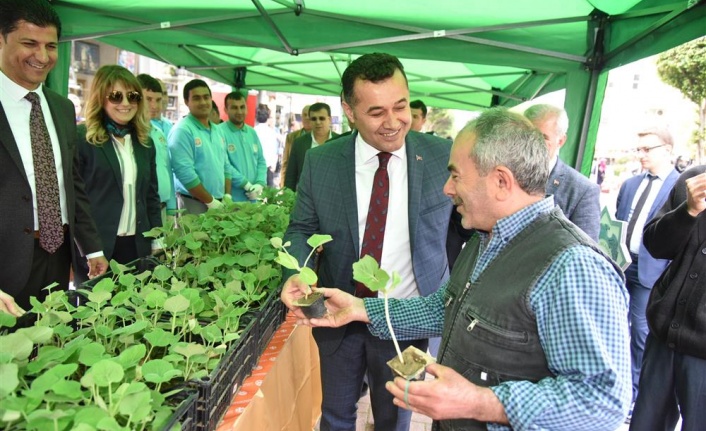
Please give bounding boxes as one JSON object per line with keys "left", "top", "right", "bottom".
{"left": 616, "top": 169, "right": 679, "bottom": 288}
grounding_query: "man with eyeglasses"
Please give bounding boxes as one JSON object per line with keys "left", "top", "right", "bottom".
{"left": 0, "top": 0, "right": 107, "bottom": 317}
{"left": 169, "top": 79, "right": 233, "bottom": 214}
{"left": 283, "top": 102, "right": 339, "bottom": 191}
{"left": 615, "top": 126, "right": 679, "bottom": 423}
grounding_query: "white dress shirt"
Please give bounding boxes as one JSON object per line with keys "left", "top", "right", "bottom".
{"left": 355, "top": 134, "right": 419, "bottom": 299}
{"left": 628, "top": 166, "right": 675, "bottom": 254}
{"left": 111, "top": 135, "right": 138, "bottom": 236}
{"left": 0, "top": 71, "right": 68, "bottom": 228}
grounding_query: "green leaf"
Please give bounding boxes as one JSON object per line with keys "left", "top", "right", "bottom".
{"left": 74, "top": 406, "right": 110, "bottom": 428}
{"left": 83, "top": 359, "right": 124, "bottom": 387}
{"left": 30, "top": 363, "right": 78, "bottom": 394}
{"left": 144, "top": 328, "right": 179, "bottom": 348}
{"left": 144, "top": 289, "right": 168, "bottom": 308}
{"left": 116, "top": 344, "right": 147, "bottom": 369}
{"left": 270, "top": 237, "right": 283, "bottom": 249}
{"left": 16, "top": 326, "right": 53, "bottom": 344}
{"left": 164, "top": 295, "right": 190, "bottom": 314}
{"left": 117, "top": 388, "right": 152, "bottom": 422}
{"left": 172, "top": 342, "right": 206, "bottom": 359}
{"left": 275, "top": 251, "right": 299, "bottom": 270}
{"left": 87, "top": 289, "right": 112, "bottom": 304}
{"left": 95, "top": 415, "right": 127, "bottom": 431}
{"left": 118, "top": 273, "right": 137, "bottom": 288}
{"left": 238, "top": 252, "right": 259, "bottom": 267}
{"left": 352, "top": 255, "right": 390, "bottom": 292}
{"left": 0, "top": 363, "right": 19, "bottom": 398}
{"left": 307, "top": 234, "right": 333, "bottom": 249}
{"left": 51, "top": 379, "right": 83, "bottom": 399}
{"left": 141, "top": 359, "right": 182, "bottom": 384}
{"left": 152, "top": 265, "right": 173, "bottom": 282}
{"left": 0, "top": 313, "right": 16, "bottom": 329}
{"left": 0, "top": 333, "right": 33, "bottom": 361}
{"left": 112, "top": 320, "right": 149, "bottom": 336}
{"left": 78, "top": 343, "right": 108, "bottom": 366}
{"left": 299, "top": 267, "right": 318, "bottom": 286}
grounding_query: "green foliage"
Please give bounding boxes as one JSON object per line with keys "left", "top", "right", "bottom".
{"left": 0, "top": 190, "right": 297, "bottom": 430}
{"left": 657, "top": 37, "right": 706, "bottom": 105}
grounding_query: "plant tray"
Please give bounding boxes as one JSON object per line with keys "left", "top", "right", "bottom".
{"left": 189, "top": 317, "right": 257, "bottom": 431}
{"left": 256, "top": 288, "right": 287, "bottom": 356}
{"left": 159, "top": 390, "right": 198, "bottom": 431}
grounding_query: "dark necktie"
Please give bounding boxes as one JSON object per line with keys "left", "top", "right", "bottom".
{"left": 25, "top": 92, "right": 64, "bottom": 254}
{"left": 355, "top": 152, "right": 392, "bottom": 298}
{"left": 626, "top": 174, "right": 656, "bottom": 247}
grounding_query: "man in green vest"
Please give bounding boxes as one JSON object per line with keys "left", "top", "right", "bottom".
{"left": 281, "top": 108, "right": 632, "bottom": 430}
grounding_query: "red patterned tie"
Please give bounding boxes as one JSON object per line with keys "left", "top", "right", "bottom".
{"left": 25, "top": 92, "right": 64, "bottom": 254}
{"left": 355, "top": 152, "right": 392, "bottom": 298}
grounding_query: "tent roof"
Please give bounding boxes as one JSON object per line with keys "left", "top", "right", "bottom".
{"left": 54, "top": 0, "right": 706, "bottom": 111}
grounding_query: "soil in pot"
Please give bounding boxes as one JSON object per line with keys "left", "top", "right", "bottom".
{"left": 293, "top": 291, "right": 327, "bottom": 319}
{"left": 387, "top": 346, "right": 435, "bottom": 380}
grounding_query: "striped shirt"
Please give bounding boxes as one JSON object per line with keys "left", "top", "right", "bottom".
{"left": 366, "top": 197, "right": 631, "bottom": 430}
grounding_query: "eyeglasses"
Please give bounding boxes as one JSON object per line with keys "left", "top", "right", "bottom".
{"left": 634, "top": 144, "right": 667, "bottom": 154}
{"left": 310, "top": 116, "right": 329, "bottom": 122}
{"left": 106, "top": 90, "right": 142, "bottom": 105}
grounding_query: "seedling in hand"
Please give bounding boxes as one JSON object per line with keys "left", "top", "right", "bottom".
{"left": 352, "top": 255, "right": 404, "bottom": 363}
{"left": 271, "top": 234, "right": 333, "bottom": 318}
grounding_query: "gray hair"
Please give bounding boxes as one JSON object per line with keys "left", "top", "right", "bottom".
{"left": 524, "top": 104, "right": 569, "bottom": 137}
{"left": 461, "top": 108, "right": 549, "bottom": 196}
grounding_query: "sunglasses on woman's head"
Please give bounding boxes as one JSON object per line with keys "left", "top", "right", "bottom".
{"left": 106, "top": 90, "right": 142, "bottom": 104}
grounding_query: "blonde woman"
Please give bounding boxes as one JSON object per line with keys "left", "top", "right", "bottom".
{"left": 73, "top": 65, "right": 161, "bottom": 286}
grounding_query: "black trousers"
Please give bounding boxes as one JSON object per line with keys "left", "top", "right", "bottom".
{"left": 18, "top": 232, "right": 72, "bottom": 311}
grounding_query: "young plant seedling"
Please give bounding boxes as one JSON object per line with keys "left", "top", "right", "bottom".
{"left": 271, "top": 234, "right": 333, "bottom": 318}
{"left": 353, "top": 255, "right": 434, "bottom": 379}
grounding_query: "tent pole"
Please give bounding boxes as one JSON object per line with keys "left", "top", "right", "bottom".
{"left": 575, "top": 68, "right": 599, "bottom": 170}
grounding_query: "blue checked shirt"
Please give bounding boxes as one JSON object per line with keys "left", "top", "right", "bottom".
{"left": 366, "top": 197, "right": 631, "bottom": 430}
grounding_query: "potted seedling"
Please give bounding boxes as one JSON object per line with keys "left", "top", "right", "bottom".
{"left": 271, "top": 234, "right": 333, "bottom": 318}
{"left": 352, "top": 255, "right": 435, "bottom": 380}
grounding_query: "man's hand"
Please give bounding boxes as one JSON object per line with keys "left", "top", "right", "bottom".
{"left": 0, "top": 290, "right": 25, "bottom": 317}
{"left": 280, "top": 275, "right": 368, "bottom": 326}
{"left": 685, "top": 172, "right": 706, "bottom": 217}
{"left": 87, "top": 256, "right": 109, "bottom": 279}
{"left": 386, "top": 363, "right": 508, "bottom": 424}
{"left": 206, "top": 198, "right": 224, "bottom": 210}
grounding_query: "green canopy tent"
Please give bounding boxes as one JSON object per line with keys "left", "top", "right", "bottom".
{"left": 50, "top": 0, "right": 706, "bottom": 174}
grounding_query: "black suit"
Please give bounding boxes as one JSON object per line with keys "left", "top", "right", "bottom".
{"left": 283, "top": 131, "right": 340, "bottom": 190}
{"left": 0, "top": 86, "right": 102, "bottom": 308}
{"left": 74, "top": 124, "right": 162, "bottom": 277}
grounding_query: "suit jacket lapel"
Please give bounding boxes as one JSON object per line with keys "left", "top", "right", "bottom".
{"left": 406, "top": 134, "right": 423, "bottom": 251}
{"left": 101, "top": 137, "right": 124, "bottom": 193}
{"left": 338, "top": 134, "right": 360, "bottom": 251}
{"left": 0, "top": 102, "right": 26, "bottom": 177}
{"left": 546, "top": 161, "right": 564, "bottom": 196}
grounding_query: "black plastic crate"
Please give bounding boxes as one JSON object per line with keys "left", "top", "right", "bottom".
{"left": 159, "top": 390, "right": 198, "bottom": 431}
{"left": 190, "top": 317, "right": 257, "bottom": 431}
{"left": 256, "top": 288, "right": 287, "bottom": 356}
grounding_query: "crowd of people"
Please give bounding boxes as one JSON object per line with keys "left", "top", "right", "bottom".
{"left": 0, "top": 1, "right": 703, "bottom": 431}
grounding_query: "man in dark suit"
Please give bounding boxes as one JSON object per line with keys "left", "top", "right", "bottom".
{"left": 524, "top": 104, "right": 600, "bottom": 240}
{"left": 283, "top": 102, "right": 340, "bottom": 191}
{"left": 615, "top": 127, "right": 679, "bottom": 417}
{"left": 280, "top": 104, "right": 311, "bottom": 187}
{"left": 282, "top": 53, "right": 454, "bottom": 431}
{"left": 0, "top": 0, "right": 107, "bottom": 316}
